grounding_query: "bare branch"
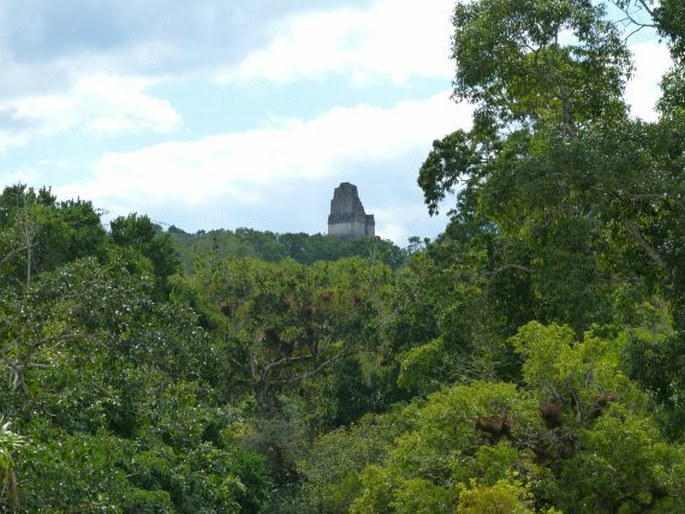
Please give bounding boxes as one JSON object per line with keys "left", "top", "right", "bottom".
{"left": 613, "top": 0, "right": 658, "bottom": 38}
{"left": 635, "top": 0, "right": 655, "bottom": 17}
{"left": 625, "top": 220, "right": 666, "bottom": 270}
{"left": 261, "top": 354, "right": 313, "bottom": 376}
{"left": 268, "top": 350, "right": 352, "bottom": 385}
{"left": 489, "top": 264, "right": 533, "bottom": 275}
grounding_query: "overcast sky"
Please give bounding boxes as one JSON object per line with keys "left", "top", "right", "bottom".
{"left": 0, "top": 0, "right": 672, "bottom": 244}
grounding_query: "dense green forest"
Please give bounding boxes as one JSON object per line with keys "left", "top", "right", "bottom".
{"left": 167, "top": 227, "right": 408, "bottom": 270}
{"left": 2, "top": 0, "right": 685, "bottom": 511}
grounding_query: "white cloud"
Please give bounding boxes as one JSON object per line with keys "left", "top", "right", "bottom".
{"left": 0, "top": 75, "right": 181, "bottom": 149}
{"left": 0, "top": 168, "right": 41, "bottom": 185}
{"left": 219, "top": 0, "right": 454, "bottom": 86}
{"left": 55, "top": 91, "right": 472, "bottom": 219}
{"left": 77, "top": 76, "right": 181, "bottom": 137}
{"left": 372, "top": 203, "right": 447, "bottom": 243}
{"left": 626, "top": 40, "right": 672, "bottom": 121}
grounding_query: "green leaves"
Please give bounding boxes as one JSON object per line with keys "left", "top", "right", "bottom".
{"left": 457, "top": 479, "right": 537, "bottom": 514}
{"left": 654, "top": 0, "right": 685, "bottom": 60}
{"left": 557, "top": 412, "right": 685, "bottom": 511}
{"left": 396, "top": 338, "right": 448, "bottom": 394}
{"left": 339, "top": 382, "right": 542, "bottom": 512}
{"left": 0, "top": 419, "right": 24, "bottom": 511}
{"left": 417, "top": 130, "right": 483, "bottom": 216}
{"left": 0, "top": 238, "right": 272, "bottom": 512}
{"left": 0, "top": 185, "right": 106, "bottom": 292}
{"left": 453, "top": 0, "right": 632, "bottom": 131}
{"left": 110, "top": 213, "right": 180, "bottom": 299}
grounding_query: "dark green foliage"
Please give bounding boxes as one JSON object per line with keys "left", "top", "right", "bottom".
{"left": 110, "top": 213, "right": 180, "bottom": 298}
{"left": 0, "top": 190, "right": 271, "bottom": 512}
{"left": 0, "top": 184, "right": 107, "bottom": 291}
{"left": 453, "top": 0, "right": 632, "bottom": 132}
{"left": 185, "top": 253, "right": 399, "bottom": 425}
{"left": 169, "top": 228, "right": 407, "bottom": 270}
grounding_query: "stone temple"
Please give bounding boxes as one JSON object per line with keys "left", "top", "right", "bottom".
{"left": 327, "top": 182, "right": 375, "bottom": 239}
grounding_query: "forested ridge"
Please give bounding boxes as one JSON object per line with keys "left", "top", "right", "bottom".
{"left": 167, "top": 227, "right": 408, "bottom": 270}
{"left": 2, "top": 0, "right": 685, "bottom": 512}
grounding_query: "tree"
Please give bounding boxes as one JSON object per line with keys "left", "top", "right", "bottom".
{"left": 188, "top": 255, "right": 396, "bottom": 420}
{"left": 312, "top": 381, "right": 543, "bottom": 513}
{"left": 452, "top": 0, "right": 631, "bottom": 134}
{"left": 0, "top": 185, "right": 106, "bottom": 292}
{"left": 169, "top": 228, "right": 407, "bottom": 271}
{"left": 393, "top": 1, "right": 685, "bottom": 509}
{"left": 0, "top": 249, "right": 272, "bottom": 512}
{"left": 417, "top": 0, "right": 685, "bottom": 345}
{"left": 457, "top": 479, "right": 537, "bottom": 514}
{"left": 110, "top": 213, "right": 179, "bottom": 298}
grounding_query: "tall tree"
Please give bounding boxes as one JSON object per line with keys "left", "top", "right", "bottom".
{"left": 110, "top": 213, "right": 179, "bottom": 298}
{"left": 417, "top": 0, "right": 685, "bottom": 338}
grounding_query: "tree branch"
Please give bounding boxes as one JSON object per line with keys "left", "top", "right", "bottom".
{"left": 489, "top": 264, "right": 533, "bottom": 275}
{"left": 261, "top": 354, "right": 314, "bottom": 376}
{"left": 614, "top": 0, "right": 658, "bottom": 36}
{"left": 268, "top": 350, "right": 352, "bottom": 385}
{"left": 624, "top": 220, "right": 666, "bottom": 270}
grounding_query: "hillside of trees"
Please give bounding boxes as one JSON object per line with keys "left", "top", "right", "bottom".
{"left": 1, "top": 0, "right": 685, "bottom": 512}
{"left": 167, "top": 227, "right": 408, "bottom": 270}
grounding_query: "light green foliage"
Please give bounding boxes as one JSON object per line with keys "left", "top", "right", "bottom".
{"left": 388, "top": 382, "right": 541, "bottom": 484}
{"left": 331, "top": 382, "right": 543, "bottom": 512}
{"left": 348, "top": 466, "right": 395, "bottom": 514}
{"left": 510, "top": 322, "right": 630, "bottom": 403}
{"left": 457, "top": 479, "right": 536, "bottom": 514}
{"left": 349, "top": 467, "right": 454, "bottom": 514}
{"left": 396, "top": 338, "right": 447, "bottom": 393}
{"left": 557, "top": 410, "right": 685, "bottom": 512}
{"left": 509, "top": 321, "right": 685, "bottom": 510}
{"left": 389, "top": 478, "right": 453, "bottom": 514}
{"left": 313, "top": 322, "right": 685, "bottom": 512}
{"left": 511, "top": 322, "right": 578, "bottom": 395}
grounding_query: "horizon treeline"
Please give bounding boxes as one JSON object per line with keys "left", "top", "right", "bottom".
{"left": 167, "top": 226, "right": 409, "bottom": 270}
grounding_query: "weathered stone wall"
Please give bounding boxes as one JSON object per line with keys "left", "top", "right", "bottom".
{"left": 328, "top": 220, "right": 369, "bottom": 238}
{"left": 327, "top": 182, "right": 375, "bottom": 238}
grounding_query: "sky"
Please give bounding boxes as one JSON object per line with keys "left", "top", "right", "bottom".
{"left": 0, "top": 0, "right": 673, "bottom": 245}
